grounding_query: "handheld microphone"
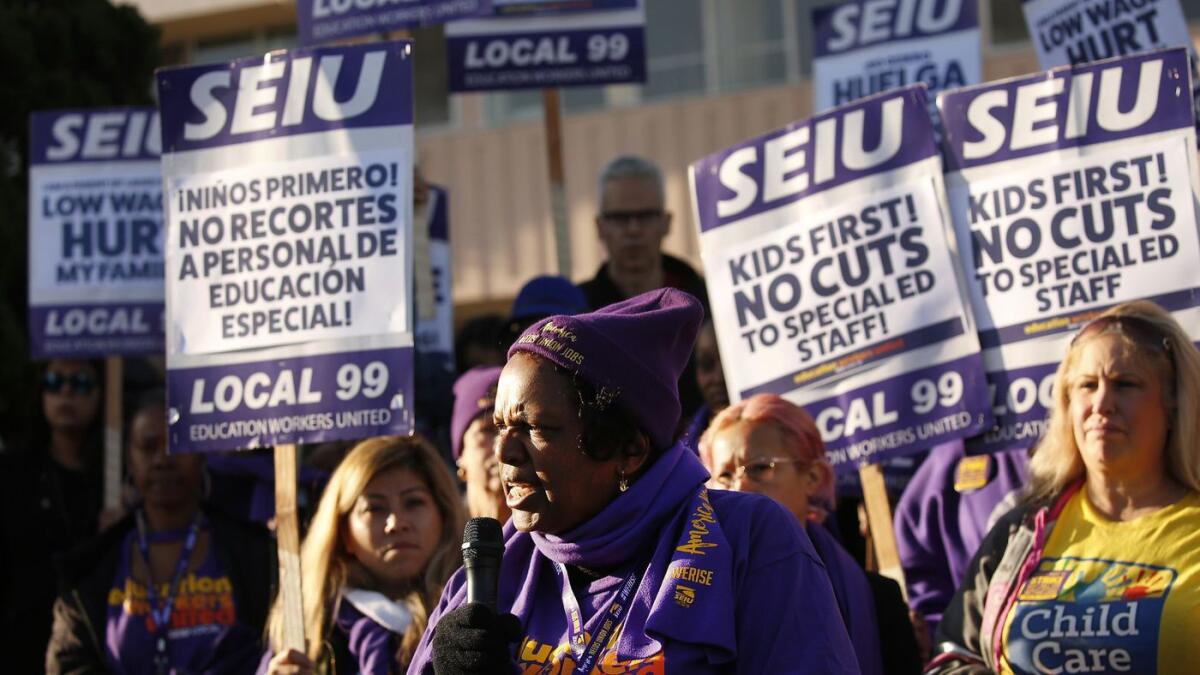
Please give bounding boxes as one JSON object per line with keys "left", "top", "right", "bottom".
{"left": 462, "top": 517, "right": 504, "bottom": 610}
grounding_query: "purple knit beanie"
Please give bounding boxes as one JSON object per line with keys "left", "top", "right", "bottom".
{"left": 450, "top": 366, "right": 502, "bottom": 460}
{"left": 507, "top": 288, "right": 704, "bottom": 450}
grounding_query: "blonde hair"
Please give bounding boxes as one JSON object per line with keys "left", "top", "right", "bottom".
{"left": 267, "top": 435, "right": 465, "bottom": 667}
{"left": 698, "top": 393, "right": 836, "bottom": 519}
{"left": 1029, "top": 300, "right": 1200, "bottom": 503}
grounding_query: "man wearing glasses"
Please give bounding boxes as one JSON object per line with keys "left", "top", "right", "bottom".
{"left": 581, "top": 155, "right": 707, "bottom": 311}
{"left": 581, "top": 155, "right": 709, "bottom": 421}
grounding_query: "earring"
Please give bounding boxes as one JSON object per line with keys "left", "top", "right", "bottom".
{"left": 618, "top": 470, "right": 629, "bottom": 493}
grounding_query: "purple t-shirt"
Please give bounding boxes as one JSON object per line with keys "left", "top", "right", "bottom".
{"left": 893, "top": 440, "right": 1029, "bottom": 631}
{"left": 256, "top": 592, "right": 405, "bottom": 675}
{"left": 408, "top": 441, "right": 860, "bottom": 674}
{"left": 105, "top": 525, "right": 249, "bottom": 674}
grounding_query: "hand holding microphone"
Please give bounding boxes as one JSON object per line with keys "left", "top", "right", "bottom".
{"left": 432, "top": 518, "right": 520, "bottom": 675}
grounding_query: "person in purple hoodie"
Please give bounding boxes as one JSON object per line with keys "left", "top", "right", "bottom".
{"left": 699, "top": 393, "right": 922, "bottom": 675}
{"left": 891, "top": 440, "right": 1029, "bottom": 637}
{"left": 679, "top": 320, "right": 730, "bottom": 455}
{"left": 407, "top": 288, "right": 859, "bottom": 674}
{"left": 46, "top": 388, "right": 274, "bottom": 674}
{"left": 450, "top": 367, "right": 509, "bottom": 523}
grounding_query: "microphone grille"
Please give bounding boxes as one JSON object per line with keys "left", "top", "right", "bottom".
{"left": 462, "top": 517, "right": 504, "bottom": 563}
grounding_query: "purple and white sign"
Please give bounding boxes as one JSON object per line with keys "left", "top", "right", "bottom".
{"left": 938, "top": 48, "right": 1200, "bottom": 452}
{"left": 28, "top": 108, "right": 165, "bottom": 358}
{"left": 296, "top": 0, "right": 491, "bottom": 46}
{"left": 156, "top": 41, "right": 416, "bottom": 453}
{"left": 812, "top": 0, "right": 981, "bottom": 124}
{"left": 444, "top": 0, "right": 645, "bottom": 92}
{"left": 414, "top": 185, "right": 454, "bottom": 359}
{"left": 689, "top": 86, "right": 991, "bottom": 471}
{"left": 1022, "top": 0, "right": 1200, "bottom": 142}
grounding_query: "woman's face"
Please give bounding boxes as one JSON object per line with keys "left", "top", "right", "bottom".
{"left": 494, "top": 353, "right": 625, "bottom": 535}
{"left": 458, "top": 416, "right": 510, "bottom": 522}
{"left": 705, "top": 419, "right": 822, "bottom": 523}
{"left": 1069, "top": 333, "right": 1171, "bottom": 482}
{"left": 343, "top": 466, "right": 444, "bottom": 589}
{"left": 695, "top": 325, "right": 729, "bottom": 414}
{"left": 128, "top": 405, "right": 204, "bottom": 510}
{"left": 42, "top": 359, "right": 101, "bottom": 431}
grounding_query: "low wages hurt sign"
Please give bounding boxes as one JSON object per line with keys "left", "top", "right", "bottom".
{"left": 27, "top": 108, "right": 165, "bottom": 358}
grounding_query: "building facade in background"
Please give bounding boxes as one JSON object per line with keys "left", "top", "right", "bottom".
{"left": 130, "top": 0, "right": 1200, "bottom": 319}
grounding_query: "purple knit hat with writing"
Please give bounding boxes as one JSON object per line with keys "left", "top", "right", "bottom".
{"left": 507, "top": 288, "right": 704, "bottom": 450}
{"left": 450, "top": 366, "right": 502, "bottom": 460}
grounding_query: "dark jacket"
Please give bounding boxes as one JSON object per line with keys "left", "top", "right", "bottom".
{"left": 0, "top": 449, "right": 101, "bottom": 674}
{"left": 578, "top": 253, "right": 709, "bottom": 424}
{"left": 865, "top": 571, "right": 924, "bottom": 675}
{"left": 46, "top": 505, "right": 276, "bottom": 674}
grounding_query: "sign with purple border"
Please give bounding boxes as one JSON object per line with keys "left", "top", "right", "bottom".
{"left": 811, "top": 0, "right": 981, "bottom": 139}
{"left": 296, "top": 0, "right": 492, "bottom": 46}
{"left": 444, "top": 0, "right": 645, "bottom": 92}
{"left": 938, "top": 48, "right": 1200, "bottom": 452}
{"left": 689, "top": 86, "right": 991, "bottom": 472}
{"left": 1022, "top": 0, "right": 1200, "bottom": 144}
{"left": 28, "top": 108, "right": 165, "bottom": 359}
{"left": 156, "top": 41, "right": 417, "bottom": 453}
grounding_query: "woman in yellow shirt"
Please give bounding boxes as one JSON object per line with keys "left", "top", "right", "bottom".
{"left": 929, "top": 299, "right": 1200, "bottom": 674}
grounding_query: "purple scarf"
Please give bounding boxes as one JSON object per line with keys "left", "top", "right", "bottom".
{"left": 459, "top": 441, "right": 740, "bottom": 661}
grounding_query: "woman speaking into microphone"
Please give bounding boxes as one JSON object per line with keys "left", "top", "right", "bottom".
{"left": 408, "top": 289, "right": 859, "bottom": 674}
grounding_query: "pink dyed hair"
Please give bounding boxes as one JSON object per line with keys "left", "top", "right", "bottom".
{"left": 698, "top": 393, "right": 835, "bottom": 516}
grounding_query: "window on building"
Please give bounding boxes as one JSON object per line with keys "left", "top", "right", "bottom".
{"left": 412, "top": 25, "right": 453, "bottom": 129}
{"left": 990, "top": 0, "right": 1031, "bottom": 46}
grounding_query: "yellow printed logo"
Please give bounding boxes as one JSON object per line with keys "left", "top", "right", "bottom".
{"left": 1020, "top": 571, "right": 1070, "bottom": 601}
{"left": 673, "top": 585, "right": 696, "bottom": 608}
{"left": 954, "top": 455, "right": 991, "bottom": 492}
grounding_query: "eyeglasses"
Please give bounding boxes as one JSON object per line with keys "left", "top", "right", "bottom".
{"left": 1071, "top": 315, "right": 1173, "bottom": 362}
{"left": 43, "top": 370, "right": 97, "bottom": 395}
{"left": 598, "top": 209, "right": 665, "bottom": 226}
{"left": 712, "top": 457, "right": 805, "bottom": 489}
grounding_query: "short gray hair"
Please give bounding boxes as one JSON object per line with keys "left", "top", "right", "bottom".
{"left": 597, "top": 155, "right": 664, "bottom": 208}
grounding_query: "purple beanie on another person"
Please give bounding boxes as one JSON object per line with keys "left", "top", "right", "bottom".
{"left": 507, "top": 288, "right": 704, "bottom": 451}
{"left": 450, "top": 366, "right": 502, "bottom": 460}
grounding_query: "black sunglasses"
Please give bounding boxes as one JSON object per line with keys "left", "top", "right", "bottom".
{"left": 43, "top": 370, "right": 97, "bottom": 395}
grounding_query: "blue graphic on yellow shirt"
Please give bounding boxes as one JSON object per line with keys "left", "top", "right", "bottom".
{"left": 1007, "top": 556, "right": 1175, "bottom": 674}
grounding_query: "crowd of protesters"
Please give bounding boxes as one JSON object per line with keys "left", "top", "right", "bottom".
{"left": 3, "top": 154, "right": 1198, "bottom": 674}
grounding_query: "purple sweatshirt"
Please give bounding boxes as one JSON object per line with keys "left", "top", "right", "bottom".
{"left": 407, "top": 441, "right": 860, "bottom": 674}
{"left": 892, "top": 440, "right": 1029, "bottom": 632}
{"left": 808, "top": 523, "right": 883, "bottom": 675}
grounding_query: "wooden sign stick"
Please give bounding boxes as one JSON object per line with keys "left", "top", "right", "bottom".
{"left": 274, "top": 442, "right": 306, "bottom": 652}
{"left": 542, "top": 88, "right": 572, "bottom": 278}
{"left": 103, "top": 356, "right": 123, "bottom": 510}
{"left": 859, "top": 462, "right": 908, "bottom": 601}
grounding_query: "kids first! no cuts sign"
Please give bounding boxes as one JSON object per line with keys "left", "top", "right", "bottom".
{"left": 939, "top": 48, "right": 1200, "bottom": 452}
{"left": 690, "top": 86, "right": 991, "bottom": 472}
{"left": 156, "top": 41, "right": 416, "bottom": 453}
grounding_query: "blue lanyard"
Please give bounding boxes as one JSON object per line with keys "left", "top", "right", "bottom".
{"left": 550, "top": 562, "right": 641, "bottom": 675}
{"left": 135, "top": 509, "right": 203, "bottom": 675}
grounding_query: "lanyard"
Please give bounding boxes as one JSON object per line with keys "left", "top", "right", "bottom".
{"left": 135, "top": 509, "right": 203, "bottom": 675}
{"left": 549, "top": 561, "right": 641, "bottom": 675}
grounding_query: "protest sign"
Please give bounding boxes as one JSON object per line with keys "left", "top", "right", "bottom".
{"left": 28, "top": 108, "right": 165, "bottom": 359}
{"left": 296, "top": 0, "right": 491, "bottom": 46}
{"left": 415, "top": 185, "right": 454, "bottom": 362}
{"left": 938, "top": 48, "right": 1200, "bottom": 452}
{"left": 1023, "top": 0, "right": 1200, "bottom": 140}
{"left": 156, "top": 40, "right": 416, "bottom": 454}
{"left": 690, "top": 85, "right": 991, "bottom": 473}
{"left": 444, "top": 0, "right": 646, "bottom": 91}
{"left": 812, "top": 0, "right": 981, "bottom": 130}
